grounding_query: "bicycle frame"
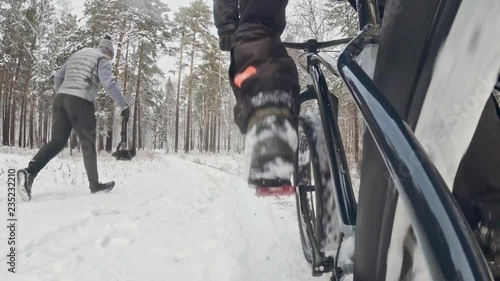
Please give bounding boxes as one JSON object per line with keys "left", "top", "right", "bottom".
{"left": 293, "top": 0, "right": 382, "bottom": 275}
{"left": 294, "top": 39, "right": 359, "bottom": 277}
{"left": 291, "top": 0, "right": 492, "bottom": 280}
{"left": 337, "top": 25, "right": 492, "bottom": 281}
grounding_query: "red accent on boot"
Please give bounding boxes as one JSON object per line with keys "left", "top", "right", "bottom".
{"left": 255, "top": 186, "right": 296, "bottom": 197}
{"left": 234, "top": 66, "right": 257, "bottom": 88}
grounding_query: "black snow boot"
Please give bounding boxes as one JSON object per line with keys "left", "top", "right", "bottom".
{"left": 17, "top": 162, "right": 38, "bottom": 202}
{"left": 244, "top": 107, "right": 297, "bottom": 196}
{"left": 89, "top": 181, "right": 115, "bottom": 194}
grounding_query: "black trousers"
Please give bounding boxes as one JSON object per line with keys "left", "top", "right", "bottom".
{"left": 454, "top": 95, "right": 500, "bottom": 228}
{"left": 30, "top": 94, "right": 98, "bottom": 185}
{"left": 230, "top": 0, "right": 300, "bottom": 133}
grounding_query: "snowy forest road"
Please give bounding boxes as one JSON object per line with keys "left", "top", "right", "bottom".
{"left": 0, "top": 150, "right": 330, "bottom": 281}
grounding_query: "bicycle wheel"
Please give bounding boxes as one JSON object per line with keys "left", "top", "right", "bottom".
{"left": 296, "top": 113, "right": 341, "bottom": 263}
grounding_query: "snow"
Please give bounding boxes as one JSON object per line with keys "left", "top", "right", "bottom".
{"left": 178, "top": 152, "right": 243, "bottom": 176}
{"left": 250, "top": 157, "right": 295, "bottom": 180}
{"left": 0, "top": 148, "right": 329, "bottom": 281}
{"left": 342, "top": 274, "right": 353, "bottom": 281}
{"left": 337, "top": 236, "right": 355, "bottom": 269}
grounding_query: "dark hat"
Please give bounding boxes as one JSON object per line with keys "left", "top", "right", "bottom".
{"left": 99, "top": 35, "right": 114, "bottom": 58}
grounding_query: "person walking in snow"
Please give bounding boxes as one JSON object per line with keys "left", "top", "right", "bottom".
{"left": 17, "top": 35, "right": 130, "bottom": 201}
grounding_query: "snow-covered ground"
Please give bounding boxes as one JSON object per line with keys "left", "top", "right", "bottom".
{"left": 177, "top": 152, "right": 243, "bottom": 176}
{"left": 0, "top": 148, "right": 330, "bottom": 281}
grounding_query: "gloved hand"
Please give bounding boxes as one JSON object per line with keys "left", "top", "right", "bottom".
{"left": 121, "top": 107, "right": 130, "bottom": 122}
{"left": 219, "top": 32, "right": 234, "bottom": 52}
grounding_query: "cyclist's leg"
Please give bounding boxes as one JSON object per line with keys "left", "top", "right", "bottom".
{"left": 232, "top": 0, "right": 299, "bottom": 132}
{"left": 231, "top": 0, "right": 300, "bottom": 186}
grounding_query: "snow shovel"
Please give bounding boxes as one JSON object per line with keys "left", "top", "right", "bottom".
{"left": 112, "top": 117, "right": 136, "bottom": 160}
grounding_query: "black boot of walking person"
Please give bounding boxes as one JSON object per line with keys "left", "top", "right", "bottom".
{"left": 89, "top": 182, "right": 116, "bottom": 194}
{"left": 17, "top": 161, "right": 38, "bottom": 201}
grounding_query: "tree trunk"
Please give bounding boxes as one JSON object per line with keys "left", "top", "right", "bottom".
{"left": 210, "top": 114, "right": 215, "bottom": 152}
{"left": 217, "top": 113, "right": 221, "bottom": 153}
{"left": 10, "top": 98, "right": 17, "bottom": 146}
{"left": 227, "top": 124, "right": 232, "bottom": 152}
{"left": 132, "top": 44, "right": 144, "bottom": 150}
{"left": 175, "top": 32, "right": 185, "bottom": 152}
{"left": 38, "top": 98, "right": 43, "bottom": 146}
{"left": 217, "top": 56, "right": 222, "bottom": 153}
{"left": 19, "top": 64, "right": 31, "bottom": 147}
{"left": 69, "top": 129, "right": 78, "bottom": 154}
{"left": 153, "top": 122, "right": 157, "bottom": 150}
{"left": 0, "top": 71, "right": 3, "bottom": 140}
{"left": 123, "top": 41, "right": 130, "bottom": 147}
{"left": 213, "top": 115, "right": 217, "bottom": 153}
{"left": 197, "top": 128, "right": 200, "bottom": 151}
{"left": 184, "top": 33, "right": 196, "bottom": 153}
{"left": 105, "top": 102, "right": 114, "bottom": 152}
{"left": 138, "top": 99, "right": 143, "bottom": 149}
{"left": 29, "top": 98, "right": 34, "bottom": 148}
{"left": 22, "top": 96, "right": 28, "bottom": 147}
{"left": 10, "top": 58, "right": 22, "bottom": 146}
{"left": 98, "top": 121, "right": 104, "bottom": 151}
{"left": 0, "top": 71, "right": 5, "bottom": 143}
{"left": 6, "top": 59, "right": 21, "bottom": 146}
{"left": 43, "top": 109, "right": 49, "bottom": 144}
{"left": 203, "top": 116, "right": 209, "bottom": 152}
{"left": 18, "top": 95, "right": 24, "bottom": 147}
{"left": 3, "top": 72, "right": 12, "bottom": 145}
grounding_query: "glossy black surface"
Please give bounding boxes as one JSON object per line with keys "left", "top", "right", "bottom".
{"left": 282, "top": 38, "right": 352, "bottom": 53}
{"left": 337, "top": 28, "right": 492, "bottom": 281}
{"left": 357, "top": 0, "right": 381, "bottom": 29}
{"left": 310, "top": 64, "right": 358, "bottom": 226}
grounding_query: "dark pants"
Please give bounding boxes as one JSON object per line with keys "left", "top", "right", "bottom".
{"left": 29, "top": 94, "right": 98, "bottom": 185}
{"left": 454, "top": 95, "right": 500, "bottom": 228}
{"left": 230, "top": 0, "right": 300, "bottom": 133}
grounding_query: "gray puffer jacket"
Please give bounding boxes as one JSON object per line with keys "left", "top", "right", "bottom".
{"left": 55, "top": 47, "right": 128, "bottom": 110}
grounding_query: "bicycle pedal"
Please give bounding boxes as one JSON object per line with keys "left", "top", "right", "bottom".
{"left": 255, "top": 186, "right": 296, "bottom": 197}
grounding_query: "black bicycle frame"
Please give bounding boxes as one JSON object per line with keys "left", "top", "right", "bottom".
{"left": 336, "top": 25, "right": 492, "bottom": 281}
{"left": 294, "top": 39, "right": 359, "bottom": 228}
{"left": 294, "top": 40, "right": 359, "bottom": 277}
{"left": 310, "top": 64, "right": 358, "bottom": 227}
{"left": 292, "top": 0, "right": 491, "bottom": 280}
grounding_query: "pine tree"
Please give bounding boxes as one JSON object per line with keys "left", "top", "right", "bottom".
{"left": 174, "top": 0, "right": 212, "bottom": 153}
